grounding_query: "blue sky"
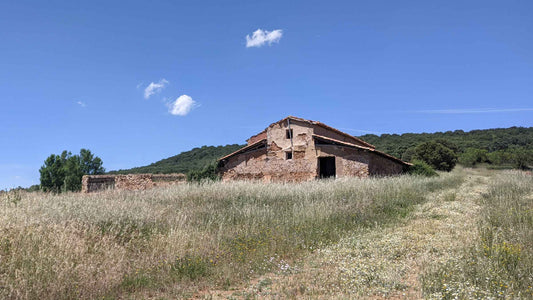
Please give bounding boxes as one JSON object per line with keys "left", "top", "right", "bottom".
{"left": 1, "top": 0, "right": 532, "bottom": 189}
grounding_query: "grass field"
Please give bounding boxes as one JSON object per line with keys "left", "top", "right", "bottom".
{"left": 1, "top": 168, "right": 531, "bottom": 299}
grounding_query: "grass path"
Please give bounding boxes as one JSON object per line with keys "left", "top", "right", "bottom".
{"left": 203, "top": 169, "right": 489, "bottom": 299}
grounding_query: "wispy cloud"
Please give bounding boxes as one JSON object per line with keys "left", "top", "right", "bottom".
{"left": 337, "top": 127, "right": 382, "bottom": 135}
{"left": 412, "top": 108, "right": 533, "bottom": 114}
{"left": 246, "top": 29, "right": 283, "bottom": 48}
{"left": 169, "top": 95, "right": 196, "bottom": 116}
{"left": 144, "top": 79, "right": 169, "bottom": 99}
{"left": 77, "top": 101, "right": 86, "bottom": 108}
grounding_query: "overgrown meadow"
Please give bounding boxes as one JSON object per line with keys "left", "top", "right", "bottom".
{"left": 422, "top": 170, "right": 533, "bottom": 299}
{"left": 1, "top": 169, "right": 530, "bottom": 299}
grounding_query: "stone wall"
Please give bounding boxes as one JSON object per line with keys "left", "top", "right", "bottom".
{"left": 82, "top": 173, "right": 186, "bottom": 193}
{"left": 81, "top": 175, "right": 116, "bottom": 193}
{"left": 315, "top": 145, "right": 370, "bottom": 178}
{"left": 218, "top": 118, "right": 407, "bottom": 182}
{"left": 219, "top": 121, "right": 318, "bottom": 182}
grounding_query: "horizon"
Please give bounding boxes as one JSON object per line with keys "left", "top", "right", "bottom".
{"left": 1, "top": 1, "right": 532, "bottom": 189}
{"left": 55, "top": 123, "right": 533, "bottom": 175}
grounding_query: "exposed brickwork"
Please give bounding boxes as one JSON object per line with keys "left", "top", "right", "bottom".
{"left": 218, "top": 116, "right": 409, "bottom": 182}
{"left": 82, "top": 173, "right": 186, "bottom": 193}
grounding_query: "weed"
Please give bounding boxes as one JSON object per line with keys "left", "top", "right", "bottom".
{"left": 170, "top": 254, "right": 211, "bottom": 280}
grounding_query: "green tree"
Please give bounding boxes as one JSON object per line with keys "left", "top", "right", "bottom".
{"left": 507, "top": 147, "right": 532, "bottom": 170}
{"left": 63, "top": 154, "right": 83, "bottom": 192}
{"left": 401, "top": 147, "right": 416, "bottom": 162}
{"left": 458, "top": 148, "right": 488, "bottom": 167}
{"left": 79, "top": 149, "right": 105, "bottom": 175}
{"left": 39, "top": 153, "right": 66, "bottom": 193}
{"left": 414, "top": 141, "right": 458, "bottom": 172}
{"left": 39, "top": 149, "right": 105, "bottom": 192}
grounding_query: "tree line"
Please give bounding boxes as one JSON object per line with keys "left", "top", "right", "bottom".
{"left": 33, "top": 127, "right": 532, "bottom": 192}
{"left": 361, "top": 126, "right": 533, "bottom": 171}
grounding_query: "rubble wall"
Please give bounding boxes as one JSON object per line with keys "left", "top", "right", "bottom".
{"left": 81, "top": 175, "right": 116, "bottom": 193}
{"left": 219, "top": 151, "right": 316, "bottom": 182}
{"left": 82, "top": 173, "right": 186, "bottom": 193}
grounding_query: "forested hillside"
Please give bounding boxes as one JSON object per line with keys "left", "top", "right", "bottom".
{"left": 109, "top": 144, "right": 244, "bottom": 174}
{"left": 110, "top": 126, "right": 533, "bottom": 175}
{"left": 360, "top": 126, "right": 533, "bottom": 159}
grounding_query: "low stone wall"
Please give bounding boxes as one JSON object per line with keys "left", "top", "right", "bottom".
{"left": 82, "top": 173, "right": 186, "bottom": 193}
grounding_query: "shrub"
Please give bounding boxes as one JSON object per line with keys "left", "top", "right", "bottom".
{"left": 458, "top": 148, "right": 489, "bottom": 167}
{"left": 407, "top": 160, "right": 438, "bottom": 177}
{"left": 186, "top": 161, "right": 220, "bottom": 182}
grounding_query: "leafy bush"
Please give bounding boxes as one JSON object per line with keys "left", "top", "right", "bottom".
{"left": 186, "top": 162, "right": 220, "bottom": 182}
{"left": 407, "top": 160, "right": 438, "bottom": 177}
{"left": 458, "top": 148, "right": 489, "bottom": 167}
{"left": 414, "top": 141, "right": 458, "bottom": 172}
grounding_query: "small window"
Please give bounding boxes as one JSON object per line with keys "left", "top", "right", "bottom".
{"left": 286, "top": 129, "right": 293, "bottom": 139}
{"left": 286, "top": 152, "right": 293, "bottom": 160}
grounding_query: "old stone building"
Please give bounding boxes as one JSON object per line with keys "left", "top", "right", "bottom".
{"left": 217, "top": 116, "right": 410, "bottom": 182}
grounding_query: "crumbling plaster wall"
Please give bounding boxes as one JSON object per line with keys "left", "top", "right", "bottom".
{"left": 220, "top": 121, "right": 318, "bottom": 182}
{"left": 219, "top": 119, "right": 405, "bottom": 182}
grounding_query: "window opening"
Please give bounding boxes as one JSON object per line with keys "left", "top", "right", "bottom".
{"left": 286, "top": 129, "right": 293, "bottom": 139}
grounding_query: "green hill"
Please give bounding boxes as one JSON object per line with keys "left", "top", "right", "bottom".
{"left": 110, "top": 126, "right": 533, "bottom": 175}
{"left": 360, "top": 126, "right": 533, "bottom": 159}
{"left": 109, "top": 144, "right": 244, "bottom": 175}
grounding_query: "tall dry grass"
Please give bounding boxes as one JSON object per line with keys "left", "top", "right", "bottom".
{"left": 0, "top": 172, "right": 463, "bottom": 299}
{"left": 422, "top": 170, "right": 533, "bottom": 299}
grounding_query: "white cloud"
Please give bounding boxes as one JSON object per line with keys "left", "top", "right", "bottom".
{"left": 144, "top": 79, "right": 169, "bottom": 99}
{"left": 246, "top": 29, "right": 283, "bottom": 48}
{"left": 169, "top": 95, "right": 196, "bottom": 116}
{"left": 77, "top": 101, "right": 86, "bottom": 107}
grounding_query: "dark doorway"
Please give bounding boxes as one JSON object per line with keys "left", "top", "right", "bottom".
{"left": 318, "top": 157, "right": 336, "bottom": 178}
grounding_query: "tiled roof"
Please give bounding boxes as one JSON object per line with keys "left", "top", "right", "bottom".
{"left": 313, "top": 134, "right": 411, "bottom": 166}
{"left": 218, "top": 138, "right": 267, "bottom": 161}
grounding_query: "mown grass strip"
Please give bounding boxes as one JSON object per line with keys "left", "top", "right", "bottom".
{"left": 422, "top": 170, "right": 533, "bottom": 299}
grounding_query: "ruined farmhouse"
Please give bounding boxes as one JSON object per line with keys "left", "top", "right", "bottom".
{"left": 217, "top": 116, "right": 410, "bottom": 182}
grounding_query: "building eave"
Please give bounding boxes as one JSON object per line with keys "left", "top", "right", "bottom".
{"left": 218, "top": 139, "right": 267, "bottom": 161}
{"left": 313, "top": 134, "right": 412, "bottom": 166}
